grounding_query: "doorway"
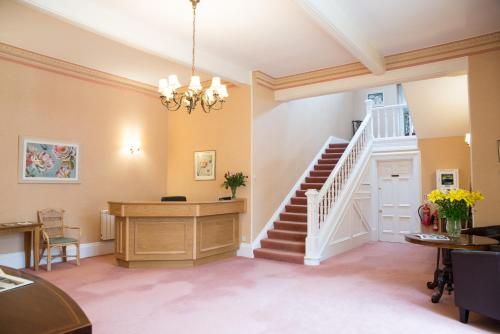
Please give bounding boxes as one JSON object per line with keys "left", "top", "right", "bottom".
{"left": 377, "top": 159, "right": 418, "bottom": 242}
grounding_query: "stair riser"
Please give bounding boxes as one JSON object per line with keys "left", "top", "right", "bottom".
{"left": 314, "top": 165, "right": 335, "bottom": 171}
{"left": 310, "top": 171, "right": 330, "bottom": 177}
{"left": 267, "top": 230, "right": 306, "bottom": 242}
{"left": 322, "top": 153, "right": 342, "bottom": 159}
{"left": 290, "top": 197, "right": 307, "bottom": 205}
{"left": 295, "top": 190, "right": 306, "bottom": 198}
{"left": 329, "top": 144, "right": 348, "bottom": 148}
{"left": 318, "top": 159, "right": 339, "bottom": 165}
{"left": 261, "top": 240, "right": 305, "bottom": 253}
{"left": 285, "top": 205, "right": 307, "bottom": 213}
{"left": 300, "top": 183, "right": 322, "bottom": 190}
{"left": 280, "top": 213, "right": 307, "bottom": 222}
{"left": 253, "top": 250, "right": 304, "bottom": 264}
{"left": 325, "top": 149, "right": 345, "bottom": 154}
{"left": 305, "top": 177, "right": 327, "bottom": 183}
{"left": 274, "top": 222, "right": 307, "bottom": 232}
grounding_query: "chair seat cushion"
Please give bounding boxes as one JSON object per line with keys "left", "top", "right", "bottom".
{"left": 46, "top": 237, "right": 78, "bottom": 245}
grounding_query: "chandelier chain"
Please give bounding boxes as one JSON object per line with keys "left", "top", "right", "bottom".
{"left": 191, "top": 1, "right": 196, "bottom": 76}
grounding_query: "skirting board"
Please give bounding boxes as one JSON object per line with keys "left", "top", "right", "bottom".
{"left": 236, "top": 242, "right": 254, "bottom": 258}
{"left": 0, "top": 241, "right": 115, "bottom": 269}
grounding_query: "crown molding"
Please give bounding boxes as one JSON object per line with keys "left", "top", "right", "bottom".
{"left": 0, "top": 42, "right": 237, "bottom": 96}
{"left": 0, "top": 42, "right": 159, "bottom": 97}
{"left": 256, "top": 31, "right": 500, "bottom": 91}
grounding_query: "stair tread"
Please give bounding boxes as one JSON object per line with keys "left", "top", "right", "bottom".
{"left": 269, "top": 229, "right": 307, "bottom": 235}
{"left": 275, "top": 220, "right": 307, "bottom": 224}
{"left": 253, "top": 248, "right": 305, "bottom": 264}
{"left": 262, "top": 238, "right": 305, "bottom": 245}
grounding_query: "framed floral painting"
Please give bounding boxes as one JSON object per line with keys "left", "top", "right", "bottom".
{"left": 19, "top": 137, "right": 80, "bottom": 183}
{"left": 194, "top": 150, "right": 215, "bottom": 181}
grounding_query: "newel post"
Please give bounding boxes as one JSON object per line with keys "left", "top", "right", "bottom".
{"left": 305, "top": 189, "right": 320, "bottom": 266}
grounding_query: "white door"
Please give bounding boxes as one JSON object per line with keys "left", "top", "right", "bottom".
{"left": 377, "top": 160, "right": 416, "bottom": 243}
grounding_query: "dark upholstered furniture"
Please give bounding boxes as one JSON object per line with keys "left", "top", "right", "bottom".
{"left": 161, "top": 196, "right": 187, "bottom": 202}
{"left": 451, "top": 250, "right": 500, "bottom": 323}
{"left": 463, "top": 225, "right": 500, "bottom": 242}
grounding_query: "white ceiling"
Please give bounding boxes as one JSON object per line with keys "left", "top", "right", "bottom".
{"left": 19, "top": 0, "right": 500, "bottom": 84}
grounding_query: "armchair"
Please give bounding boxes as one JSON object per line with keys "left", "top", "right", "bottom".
{"left": 451, "top": 250, "right": 500, "bottom": 323}
{"left": 37, "top": 209, "right": 81, "bottom": 271}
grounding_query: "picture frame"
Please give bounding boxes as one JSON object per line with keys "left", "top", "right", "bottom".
{"left": 436, "top": 169, "right": 459, "bottom": 191}
{"left": 497, "top": 139, "right": 500, "bottom": 162}
{"left": 18, "top": 136, "right": 80, "bottom": 183}
{"left": 367, "top": 92, "right": 384, "bottom": 107}
{"left": 194, "top": 150, "right": 216, "bottom": 181}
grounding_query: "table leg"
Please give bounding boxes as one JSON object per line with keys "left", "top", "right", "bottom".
{"left": 34, "top": 227, "right": 40, "bottom": 271}
{"left": 431, "top": 249, "right": 453, "bottom": 303}
{"left": 24, "top": 231, "right": 32, "bottom": 269}
{"left": 427, "top": 248, "right": 441, "bottom": 289}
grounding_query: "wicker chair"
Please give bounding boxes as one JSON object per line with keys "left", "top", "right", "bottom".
{"left": 37, "top": 209, "right": 81, "bottom": 271}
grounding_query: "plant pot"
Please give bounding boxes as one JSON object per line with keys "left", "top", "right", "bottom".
{"left": 230, "top": 187, "right": 237, "bottom": 199}
{"left": 446, "top": 218, "right": 461, "bottom": 238}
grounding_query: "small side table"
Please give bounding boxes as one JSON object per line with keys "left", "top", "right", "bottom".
{"left": 405, "top": 233, "right": 498, "bottom": 303}
{"left": 0, "top": 222, "right": 42, "bottom": 271}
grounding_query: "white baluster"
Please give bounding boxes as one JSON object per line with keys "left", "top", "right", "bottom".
{"left": 392, "top": 108, "right": 397, "bottom": 137}
{"left": 384, "top": 109, "right": 388, "bottom": 138}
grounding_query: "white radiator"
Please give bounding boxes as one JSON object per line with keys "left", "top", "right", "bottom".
{"left": 100, "top": 209, "right": 115, "bottom": 241}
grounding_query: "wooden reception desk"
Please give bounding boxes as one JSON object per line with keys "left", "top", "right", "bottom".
{"left": 108, "top": 199, "right": 245, "bottom": 268}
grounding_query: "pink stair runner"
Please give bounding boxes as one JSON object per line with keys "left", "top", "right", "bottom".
{"left": 253, "top": 143, "right": 348, "bottom": 264}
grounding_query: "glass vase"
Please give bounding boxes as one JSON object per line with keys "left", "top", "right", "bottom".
{"left": 231, "top": 187, "right": 237, "bottom": 199}
{"left": 446, "top": 218, "right": 461, "bottom": 238}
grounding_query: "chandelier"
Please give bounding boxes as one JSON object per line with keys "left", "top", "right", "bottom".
{"left": 158, "top": 0, "right": 228, "bottom": 114}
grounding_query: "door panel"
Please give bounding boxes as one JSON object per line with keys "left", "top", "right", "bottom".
{"left": 378, "top": 160, "right": 416, "bottom": 243}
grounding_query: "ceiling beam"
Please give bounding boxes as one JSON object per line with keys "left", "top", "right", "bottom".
{"left": 294, "top": 0, "right": 385, "bottom": 75}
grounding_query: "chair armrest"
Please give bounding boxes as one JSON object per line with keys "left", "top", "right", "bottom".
{"left": 41, "top": 230, "right": 50, "bottom": 242}
{"left": 63, "top": 225, "right": 81, "bottom": 239}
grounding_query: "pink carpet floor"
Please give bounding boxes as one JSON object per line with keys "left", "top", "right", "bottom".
{"left": 32, "top": 242, "right": 500, "bottom": 334}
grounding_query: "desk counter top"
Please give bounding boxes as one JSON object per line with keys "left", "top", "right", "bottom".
{"left": 108, "top": 199, "right": 246, "bottom": 218}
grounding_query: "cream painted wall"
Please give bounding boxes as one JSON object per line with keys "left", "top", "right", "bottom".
{"left": 252, "top": 76, "right": 354, "bottom": 241}
{"left": 403, "top": 75, "right": 470, "bottom": 139}
{"left": 468, "top": 50, "right": 500, "bottom": 227}
{"left": 418, "top": 137, "right": 471, "bottom": 197}
{"left": 165, "top": 85, "right": 252, "bottom": 241}
{"left": 0, "top": 0, "right": 205, "bottom": 86}
{"left": 0, "top": 57, "right": 168, "bottom": 254}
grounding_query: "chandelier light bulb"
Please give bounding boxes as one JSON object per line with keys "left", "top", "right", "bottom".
{"left": 188, "top": 76, "right": 202, "bottom": 91}
{"left": 168, "top": 74, "right": 181, "bottom": 89}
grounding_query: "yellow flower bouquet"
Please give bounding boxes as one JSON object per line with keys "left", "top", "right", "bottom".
{"left": 427, "top": 188, "right": 484, "bottom": 236}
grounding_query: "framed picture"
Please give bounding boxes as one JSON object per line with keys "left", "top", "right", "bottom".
{"left": 497, "top": 139, "right": 500, "bottom": 162}
{"left": 194, "top": 150, "right": 216, "bottom": 181}
{"left": 367, "top": 92, "right": 384, "bottom": 107}
{"left": 436, "top": 169, "right": 459, "bottom": 191}
{"left": 19, "top": 136, "right": 80, "bottom": 183}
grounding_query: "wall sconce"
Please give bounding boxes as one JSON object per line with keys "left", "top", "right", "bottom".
{"left": 465, "top": 133, "right": 471, "bottom": 146}
{"left": 129, "top": 145, "right": 141, "bottom": 154}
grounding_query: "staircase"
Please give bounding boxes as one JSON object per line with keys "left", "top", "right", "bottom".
{"left": 253, "top": 143, "right": 349, "bottom": 264}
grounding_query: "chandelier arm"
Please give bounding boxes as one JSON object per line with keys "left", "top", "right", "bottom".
{"left": 200, "top": 98, "right": 211, "bottom": 113}
{"left": 160, "top": 93, "right": 184, "bottom": 111}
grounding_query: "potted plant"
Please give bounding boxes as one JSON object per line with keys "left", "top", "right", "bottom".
{"left": 427, "top": 188, "right": 484, "bottom": 237}
{"left": 222, "top": 171, "right": 248, "bottom": 199}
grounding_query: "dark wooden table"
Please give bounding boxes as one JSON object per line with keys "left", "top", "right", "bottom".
{"left": 405, "top": 233, "right": 499, "bottom": 303}
{"left": 0, "top": 266, "right": 91, "bottom": 334}
{"left": 0, "top": 221, "right": 41, "bottom": 271}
